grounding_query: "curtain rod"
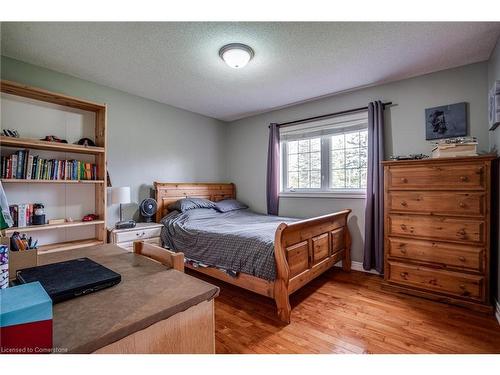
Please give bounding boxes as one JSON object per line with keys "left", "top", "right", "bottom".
{"left": 274, "top": 102, "right": 393, "bottom": 129}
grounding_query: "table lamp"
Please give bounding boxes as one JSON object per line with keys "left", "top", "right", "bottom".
{"left": 111, "top": 187, "right": 134, "bottom": 228}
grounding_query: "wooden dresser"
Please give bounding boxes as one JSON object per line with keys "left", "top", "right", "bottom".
{"left": 382, "top": 155, "right": 496, "bottom": 313}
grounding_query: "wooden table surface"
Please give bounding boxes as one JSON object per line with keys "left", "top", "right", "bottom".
{"left": 39, "top": 244, "right": 219, "bottom": 353}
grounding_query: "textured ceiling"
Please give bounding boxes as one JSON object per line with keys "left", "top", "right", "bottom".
{"left": 2, "top": 22, "right": 500, "bottom": 121}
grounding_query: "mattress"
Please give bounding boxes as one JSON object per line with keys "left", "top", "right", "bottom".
{"left": 160, "top": 208, "right": 298, "bottom": 281}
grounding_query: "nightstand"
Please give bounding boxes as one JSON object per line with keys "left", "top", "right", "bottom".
{"left": 108, "top": 222, "right": 163, "bottom": 251}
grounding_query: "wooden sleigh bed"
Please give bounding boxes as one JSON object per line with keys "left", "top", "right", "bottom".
{"left": 155, "top": 182, "right": 352, "bottom": 324}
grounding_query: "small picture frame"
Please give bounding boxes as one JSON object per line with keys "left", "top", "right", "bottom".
{"left": 489, "top": 80, "right": 500, "bottom": 131}
{"left": 425, "top": 102, "right": 467, "bottom": 140}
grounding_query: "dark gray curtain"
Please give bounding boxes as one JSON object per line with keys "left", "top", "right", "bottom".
{"left": 363, "top": 101, "right": 385, "bottom": 273}
{"left": 266, "top": 123, "right": 280, "bottom": 215}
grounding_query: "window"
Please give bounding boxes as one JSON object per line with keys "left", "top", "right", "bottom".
{"left": 281, "top": 111, "right": 368, "bottom": 196}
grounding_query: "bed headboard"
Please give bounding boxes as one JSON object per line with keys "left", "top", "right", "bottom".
{"left": 154, "top": 182, "right": 236, "bottom": 222}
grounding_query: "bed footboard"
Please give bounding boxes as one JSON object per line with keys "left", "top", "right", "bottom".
{"left": 273, "top": 209, "right": 352, "bottom": 323}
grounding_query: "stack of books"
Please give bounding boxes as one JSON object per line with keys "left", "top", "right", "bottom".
{"left": 1, "top": 150, "right": 97, "bottom": 180}
{"left": 431, "top": 137, "right": 478, "bottom": 158}
{"left": 9, "top": 204, "right": 33, "bottom": 227}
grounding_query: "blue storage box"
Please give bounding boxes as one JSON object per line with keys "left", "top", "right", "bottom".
{"left": 0, "top": 281, "right": 53, "bottom": 353}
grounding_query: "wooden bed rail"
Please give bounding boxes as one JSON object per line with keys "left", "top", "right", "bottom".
{"left": 273, "top": 209, "right": 352, "bottom": 323}
{"left": 134, "top": 241, "right": 185, "bottom": 272}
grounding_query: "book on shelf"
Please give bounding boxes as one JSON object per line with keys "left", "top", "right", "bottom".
{"left": 18, "top": 203, "right": 28, "bottom": 227}
{"left": 0, "top": 150, "right": 98, "bottom": 181}
{"left": 9, "top": 205, "right": 18, "bottom": 227}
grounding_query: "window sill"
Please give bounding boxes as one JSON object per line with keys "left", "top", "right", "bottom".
{"left": 279, "top": 191, "right": 366, "bottom": 199}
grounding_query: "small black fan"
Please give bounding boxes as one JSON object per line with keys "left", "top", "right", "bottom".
{"left": 140, "top": 198, "right": 157, "bottom": 222}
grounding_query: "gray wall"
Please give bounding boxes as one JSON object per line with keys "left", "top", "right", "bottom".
{"left": 226, "top": 62, "right": 489, "bottom": 265}
{"left": 1, "top": 56, "right": 227, "bottom": 226}
{"left": 487, "top": 37, "right": 500, "bottom": 305}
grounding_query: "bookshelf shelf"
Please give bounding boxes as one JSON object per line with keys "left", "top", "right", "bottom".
{"left": 1, "top": 136, "right": 105, "bottom": 155}
{"left": 1, "top": 179, "right": 105, "bottom": 184}
{"left": 38, "top": 238, "right": 104, "bottom": 253}
{"left": 1, "top": 80, "right": 107, "bottom": 252}
{"left": 4, "top": 220, "right": 106, "bottom": 235}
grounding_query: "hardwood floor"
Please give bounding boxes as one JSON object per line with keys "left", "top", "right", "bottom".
{"left": 188, "top": 268, "right": 500, "bottom": 354}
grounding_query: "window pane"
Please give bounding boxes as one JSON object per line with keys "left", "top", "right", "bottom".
{"left": 288, "top": 140, "right": 298, "bottom": 154}
{"left": 345, "top": 132, "right": 360, "bottom": 148}
{"left": 310, "top": 170, "right": 321, "bottom": 188}
{"left": 311, "top": 152, "right": 321, "bottom": 170}
{"left": 346, "top": 168, "right": 360, "bottom": 188}
{"left": 359, "top": 131, "right": 368, "bottom": 148}
{"left": 360, "top": 168, "right": 367, "bottom": 189}
{"left": 288, "top": 172, "right": 299, "bottom": 189}
{"left": 345, "top": 148, "right": 359, "bottom": 168}
{"left": 298, "top": 170, "right": 309, "bottom": 188}
{"left": 329, "top": 129, "right": 367, "bottom": 190}
{"left": 298, "top": 139, "right": 310, "bottom": 153}
{"left": 331, "top": 169, "right": 345, "bottom": 188}
{"left": 284, "top": 137, "right": 322, "bottom": 190}
{"left": 360, "top": 147, "right": 367, "bottom": 168}
{"left": 331, "top": 150, "right": 345, "bottom": 169}
{"left": 288, "top": 154, "right": 298, "bottom": 171}
{"left": 298, "top": 153, "right": 310, "bottom": 171}
{"left": 331, "top": 134, "right": 344, "bottom": 150}
{"left": 310, "top": 138, "right": 321, "bottom": 152}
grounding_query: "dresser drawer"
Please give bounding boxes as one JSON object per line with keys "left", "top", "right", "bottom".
{"left": 387, "top": 191, "right": 485, "bottom": 217}
{"left": 115, "top": 227, "right": 162, "bottom": 243}
{"left": 387, "top": 237, "right": 484, "bottom": 272}
{"left": 387, "top": 163, "right": 485, "bottom": 190}
{"left": 387, "top": 261, "right": 484, "bottom": 300}
{"left": 388, "top": 215, "right": 484, "bottom": 243}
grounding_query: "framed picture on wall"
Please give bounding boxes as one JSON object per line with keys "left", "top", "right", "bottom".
{"left": 489, "top": 80, "right": 500, "bottom": 131}
{"left": 425, "top": 102, "right": 467, "bottom": 140}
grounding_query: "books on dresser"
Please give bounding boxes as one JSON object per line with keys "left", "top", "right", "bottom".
{"left": 431, "top": 142, "right": 477, "bottom": 158}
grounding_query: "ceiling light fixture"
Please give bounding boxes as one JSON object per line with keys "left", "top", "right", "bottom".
{"left": 219, "top": 43, "right": 254, "bottom": 69}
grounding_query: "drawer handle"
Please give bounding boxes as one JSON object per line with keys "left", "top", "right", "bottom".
{"left": 400, "top": 178, "right": 408, "bottom": 183}
{"left": 459, "top": 176, "right": 468, "bottom": 182}
{"left": 458, "top": 256, "right": 466, "bottom": 262}
{"left": 400, "top": 272, "right": 408, "bottom": 280}
{"left": 459, "top": 284, "right": 471, "bottom": 297}
{"left": 400, "top": 201, "right": 408, "bottom": 207}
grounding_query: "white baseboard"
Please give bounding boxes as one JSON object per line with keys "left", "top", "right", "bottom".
{"left": 495, "top": 299, "right": 500, "bottom": 326}
{"left": 335, "top": 260, "right": 381, "bottom": 275}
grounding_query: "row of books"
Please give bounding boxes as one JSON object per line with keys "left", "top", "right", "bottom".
{"left": 1, "top": 150, "right": 98, "bottom": 180}
{"left": 9, "top": 204, "right": 33, "bottom": 228}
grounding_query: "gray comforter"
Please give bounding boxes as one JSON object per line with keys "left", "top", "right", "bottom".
{"left": 160, "top": 208, "right": 298, "bottom": 280}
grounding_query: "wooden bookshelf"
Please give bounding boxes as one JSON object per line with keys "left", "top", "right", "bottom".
{"left": 0, "top": 136, "right": 105, "bottom": 155}
{"left": 1, "top": 179, "right": 105, "bottom": 184}
{"left": 1, "top": 80, "right": 107, "bottom": 251}
{"left": 4, "top": 220, "right": 106, "bottom": 235}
